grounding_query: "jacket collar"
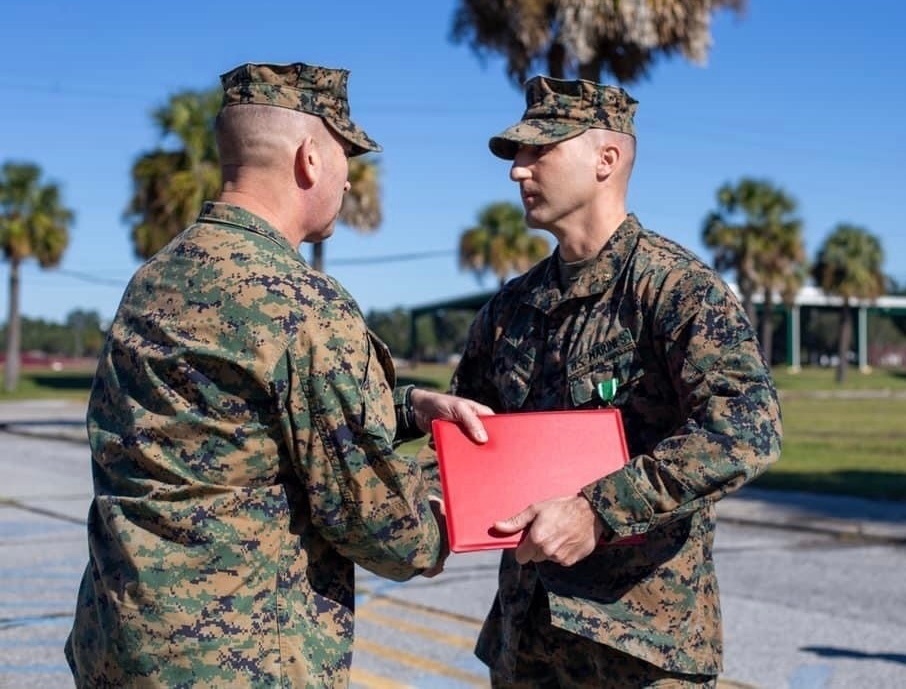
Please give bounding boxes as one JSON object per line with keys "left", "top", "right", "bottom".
{"left": 522, "top": 213, "right": 642, "bottom": 313}
{"left": 196, "top": 201, "right": 298, "bottom": 256}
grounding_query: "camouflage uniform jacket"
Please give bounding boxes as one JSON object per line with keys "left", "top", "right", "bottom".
{"left": 450, "top": 214, "right": 782, "bottom": 677}
{"left": 65, "top": 203, "right": 440, "bottom": 688}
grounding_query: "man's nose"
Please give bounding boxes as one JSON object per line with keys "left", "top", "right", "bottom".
{"left": 510, "top": 163, "right": 529, "bottom": 182}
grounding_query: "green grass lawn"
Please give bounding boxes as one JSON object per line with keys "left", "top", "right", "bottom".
{"left": 5, "top": 363, "right": 905, "bottom": 501}
{"left": 771, "top": 365, "right": 906, "bottom": 391}
{"left": 0, "top": 368, "right": 95, "bottom": 401}
{"left": 755, "top": 393, "right": 906, "bottom": 500}
{"left": 763, "top": 367, "right": 906, "bottom": 501}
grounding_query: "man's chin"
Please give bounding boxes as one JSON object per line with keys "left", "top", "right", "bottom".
{"left": 306, "top": 224, "right": 337, "bottom": 244}
{"left": 524, "top": 212, "right": 544, "bottom": 230}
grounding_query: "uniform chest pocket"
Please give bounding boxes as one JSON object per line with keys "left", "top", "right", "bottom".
{"left": 567, "top": 329, "right": 641, "bottom": 407}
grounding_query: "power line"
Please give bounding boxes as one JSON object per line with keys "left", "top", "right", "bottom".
{"left": 49, "top": 248, "right": 457, "bottom": 287}
{"left": 331, "top": 249, "right": 455, "bottom": 266}
{"left": 55, "top": 269, "right": 127, "bottom": 287}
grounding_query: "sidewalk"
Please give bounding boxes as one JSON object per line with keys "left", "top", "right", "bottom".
{"left": 0, "top": 399, "right": 87, "bottom": 443}
{"left": 718, "top": 486, "right": 906, "bottom": 544}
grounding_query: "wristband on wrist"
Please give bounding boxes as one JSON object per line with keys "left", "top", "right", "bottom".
{"left": 394, "top": 384, "right": 425, "bottom": 441}
{"left": 403, "top": 385, "right": 418, "bottom": 431}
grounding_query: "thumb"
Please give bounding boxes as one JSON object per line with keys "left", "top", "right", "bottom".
{"left": 459, "top": 403, "right": 494, "bottom": 444}
{"left": 493, "top": 506, "right": 536, "bottom": 534}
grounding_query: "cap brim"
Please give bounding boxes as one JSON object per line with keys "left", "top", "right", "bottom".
{"left": 488, "top": 120, "right": 590, "bottom": 160}
{"left": 326, "top": 118, "right": 382, "bottom": 157}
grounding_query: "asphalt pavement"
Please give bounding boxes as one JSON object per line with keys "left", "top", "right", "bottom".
{"left": 2, "top": 399, "right": 905, "bottom": 689}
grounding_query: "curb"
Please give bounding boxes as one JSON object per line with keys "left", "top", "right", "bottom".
{"left": 0, "top": 423, "right": 87, "bottom": 445}
{"left": 718, "top": 511, "right": 906, "bottom": 545}
{"left": 718, "top": 680, "right": 761, "bottom": 689}
{"left": 717, "top": 487, "right": 906, "bottom": 545}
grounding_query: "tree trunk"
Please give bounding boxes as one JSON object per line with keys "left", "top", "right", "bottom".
{"left": 740, "top": 290, "right": 757, "bottom": 333}
{"left": 72, "top": 323, "right": 84, "bottom": 357}
{"left": 310, "top": 242, "right": 325, "bottom": 272}
{"left": 760, "top": 290, "right": 775, "bottom": 366}
{"left": 578, "top": 60, "right": 603, "bottom": 82}
{"left": 836, "top": 302, "right": 852, "bottom": 384}
{"left": 547, "top": 42, "right": 566, "bottom": 79}
{"left": 4, "top": 260, "right": 21, "bottom": 393}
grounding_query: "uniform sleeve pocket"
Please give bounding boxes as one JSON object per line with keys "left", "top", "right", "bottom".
{"left": 492, "top": 338, "right": 534, "bottom": 410}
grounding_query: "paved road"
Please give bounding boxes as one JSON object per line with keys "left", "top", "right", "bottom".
{"left": 2, "top": 400, "right": 905, "bottom": 688}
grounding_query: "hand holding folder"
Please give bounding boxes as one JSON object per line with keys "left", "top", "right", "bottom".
{"left": 432, "top": 408, "right": 631, "bottom": 553}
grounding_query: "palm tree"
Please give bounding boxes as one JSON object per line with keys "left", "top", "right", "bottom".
{"left": 124, "top": 89, "right": 222, "bottom": 260}
{"left": 759, "top": 242, "right": 807, "bottom": 366}
{"left": 451, "top": 0, "right": 746, "bottom": 86}
{"left": 311, "top": 155, "right": 382, "bottom": 272}
{"left": 702, "top": 178, "right": 804, "bottom": 362}
{"left": 812, "top": 224, "right": 885, "bottom": 383}
{"left": 0, "top": 162, "right": 74, "bottom": 392}
{"left": 459, "top": 201, "right": 550, "bottom": 286}
{"left": 750, "top": 204, "right": 806, "bottom": 366}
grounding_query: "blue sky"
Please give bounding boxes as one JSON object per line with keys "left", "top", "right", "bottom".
{"left": 2, "top": 0, "right": 904, "bottom": 325}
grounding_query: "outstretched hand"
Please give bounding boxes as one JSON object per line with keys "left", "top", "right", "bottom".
{"left": 493, "top": 494, "right": 604, "bottom": 567}
{"left": 409, "top": 389, "right": 493, "bottom": 443}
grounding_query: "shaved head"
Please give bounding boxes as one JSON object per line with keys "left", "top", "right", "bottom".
{"left": 586, "top": 128, "right": 636, "bottom": 180}
{"left": 212, "top": 103, "right": 351, "bottom": 246}
{"left": 215, "top": 104, "right": 328, "bottom": 169}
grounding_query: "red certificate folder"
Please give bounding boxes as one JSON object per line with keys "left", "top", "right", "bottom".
{"left": 432, "top": 408, "right": 630, "bottom": 553}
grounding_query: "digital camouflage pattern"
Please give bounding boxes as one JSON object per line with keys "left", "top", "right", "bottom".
{"left": 489, "top": 586, "right": 717, "bottom": 688}
{"left": 65, "top": 203, "right": 440, "bottom": 688}
{"left": 443, "top": 214, "right": 782, "bottom": 680}
{"left": 489, "top": 76, "right": 638, "bottom": 160}
{"left": 220, "top": 62, "right": 381, "bottom": 156}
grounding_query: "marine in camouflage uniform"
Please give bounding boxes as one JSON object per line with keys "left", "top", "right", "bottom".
{"left": 65, "top": 63, "right": 450, "bottom": 688}
{"left": 444, "top": 77, "right": 783, "bottom": 687}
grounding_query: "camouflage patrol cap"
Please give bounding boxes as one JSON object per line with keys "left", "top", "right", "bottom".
{"left": 489, "top": 76, "right": 638, "bottom": 160}
{"left": 220, "top": 62, "right": 381, "bottom": 157}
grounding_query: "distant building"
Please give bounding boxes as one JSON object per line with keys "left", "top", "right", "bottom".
{"left": 745, "top": 284, "right": 906, "bottom": 371}
{"left": 410, "top": 285, "right": 906, "bottom": 370}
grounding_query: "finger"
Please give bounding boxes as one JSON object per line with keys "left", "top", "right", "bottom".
{"left": 470, "top": 402, "right": 496, "bottom": 416}
{"left": 513, "top": 540, "right": 549, "bottom": 565}
{"left": 456, "top": 403, "right": 493, "bottom": 443}
{"left": 428, "top": 496, "right": 446, "bottom": 516}
{"left": 459, "top": 416, "right": 488, "bottom": 443}
{"left": 493, "top": 506, "right": 536, "bottom": 534}
{"left": 513, "top": 542, "right": 534, "bottom": 565}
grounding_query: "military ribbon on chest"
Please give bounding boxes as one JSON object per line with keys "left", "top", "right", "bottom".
{"left": 596, "top": 378, "right": 619, "bottom": 404}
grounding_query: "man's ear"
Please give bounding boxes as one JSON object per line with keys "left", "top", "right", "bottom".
{"left": 596, "top": 140, "right": 620, "bottom": 179}
{"left": 294, "top": 136, "right": 318, "bottom": 188}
